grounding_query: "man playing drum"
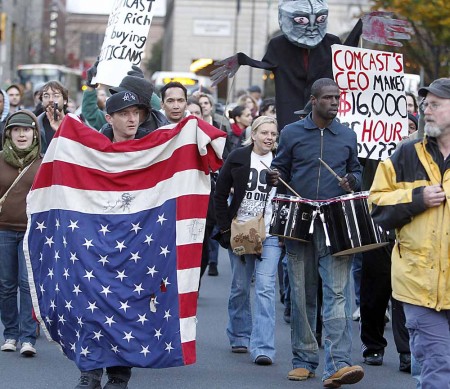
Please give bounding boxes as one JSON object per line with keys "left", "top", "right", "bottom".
{"left": 267, "top": 78, "right": 363, "bottom": 387}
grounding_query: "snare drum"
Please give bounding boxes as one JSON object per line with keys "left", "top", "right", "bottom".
{"left": 321, "top": 191, "right": 388, "bottom": 256}
{"left": 269, "top": 195, "right": 316, "bottom": 242}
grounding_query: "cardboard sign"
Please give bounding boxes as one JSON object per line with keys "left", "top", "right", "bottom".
{"left": 332, "top": 45, "right": 408, "bottom": 160}
{"left": 92, "top": 0, "right": 156, "bottom": 87}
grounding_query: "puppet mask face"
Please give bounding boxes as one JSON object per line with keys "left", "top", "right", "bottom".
{"left": 278, "top": 0, "right": 328, "bottom": 48}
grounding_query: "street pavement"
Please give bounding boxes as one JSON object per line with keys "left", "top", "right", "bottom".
{"left": 0, "top": 247, "right": 417, "bottom": 389}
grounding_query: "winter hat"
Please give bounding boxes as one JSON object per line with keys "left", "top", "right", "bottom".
{"left": 408, "top": 113, "right": 418, "bottom": 131}
{"left": 110, "top": 66, "right": 153, "bottom": 109}
{"left": 5, "top": 111, "right": 37, "bottom": 130}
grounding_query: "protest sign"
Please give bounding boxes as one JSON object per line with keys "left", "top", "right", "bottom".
{"left": 92, "top": 0, "right": 156, "bottom": 87}
{"left": 332, "top": 45, "right": 408, "bottom": 160}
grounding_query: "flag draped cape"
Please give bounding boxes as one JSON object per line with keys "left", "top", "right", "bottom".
{"left": 24, "top": 114, "right": 225, "bottom": 370}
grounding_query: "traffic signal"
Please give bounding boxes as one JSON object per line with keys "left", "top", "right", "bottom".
{"left": 0, "top": 13, "right": 6, "bottom": 42}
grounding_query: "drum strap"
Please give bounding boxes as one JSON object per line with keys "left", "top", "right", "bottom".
{"left": 319, "top": 212, "right": 331, "bottom": 247}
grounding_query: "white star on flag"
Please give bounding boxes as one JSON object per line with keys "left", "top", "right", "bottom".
{"left": 83, "top": 270, "right": 95, "bottom": 281}
{"left": 86, "top": 301, "right": 99, "bottom": 313}
{"left": 98, "top": 224, "right": 111, "bottom": 236}
{"left": 100, "top": 285, "right": 112, "bottom": 297}
{"left": 156, "top": 214, "right": 167, "bottom": 225}
{"left": 73, "top": 284, "right": 82, "bottom": 296}
{"left": 137, "top": 313, "right": 148, "bottom": 325}
{"left": 115, "top": 270, "right": 127, "bottom": 281}
{"left": 129, "top": 252, "right": 141, "bottom": 263}
{"left": 143, "top": 234, "right": 153, "bottom": 245}
{"left": 119, "top": 301, "right": 131, "bottom": 313}
{"left": 36, "top": 221, "right": 46, "bottom": 232}
{"left": 115, "top": 240, "right": 126, "bottom": 252}
{"left": 140, "top": 345, "right": 150, "bottom": 357}
{"left": 82, "top": 238, "right": 94, "bottom": 250}
{"left": 123, "top": 331, "right": 135, "bottom": 343}
{"left": 160, "top": 246, "right": 170, "bottom": 257}
{"left": 44, "top": 236, "right": 54, "bottom": 247}
{"left": 130, "top": 222, "right": 142, "bottom": 234}
{"left": 68, "top": 220, "right": 79, "bottom": 232}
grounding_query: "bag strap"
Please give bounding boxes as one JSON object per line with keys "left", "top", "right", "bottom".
{"left": 0, "top": 164, "right": 33, "bottom": 209}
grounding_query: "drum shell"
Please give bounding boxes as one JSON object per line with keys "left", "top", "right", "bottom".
{"left": 322, "top": 192, "right": 388, "bottom": 256}
{"left": 269, "top": 196, "right": 314, "bottom": 242}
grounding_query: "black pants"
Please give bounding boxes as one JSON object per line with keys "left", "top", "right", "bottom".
{"left": 360, "top": 243, "right": 410, "bottom": 356}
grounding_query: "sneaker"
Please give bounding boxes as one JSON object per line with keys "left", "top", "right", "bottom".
{"left": 255, "top": 355, "right": 272, "bottom": 365}
{"left": 363, "top": 352, "right": 383, "bottom": 366}
{"left": 399, "top": 353, "right": 411, "bottom": 373}
{"left": 1, "top": 339, "right": 17, "bottom": 352}
{"left": 231, "top": 345, "right": 248, "bottom": 353}
{"left": 20, "top": 342, "right": 36, "bottom": 357}
{"left": 208, "top": 263, "right": 218, "bottom": 276}
{"left": 75, "top": 370, "right": 103, "bottom": 389}
{"left": 104, "top": 377, "right": 129, "bottom": 389}
{"left": 323, "top": 365, "right": 364, "bottom": 388}
{"left": 352, "top": 307, "right": 360, "bottom": 321}
{"left": 283, "top": 307, "right": 291, "bottom": 324}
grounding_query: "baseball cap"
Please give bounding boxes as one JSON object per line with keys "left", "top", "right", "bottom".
{"left": 294, "top": 101, "right": 312, "bottom": 116}
{"left": 418, "top": 78, "right": 450, "bottom": 98}
{"left": 106, "top": 90, "right": 142, "bottom": 115}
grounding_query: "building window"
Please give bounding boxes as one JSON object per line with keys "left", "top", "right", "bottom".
{"left": 80, "top": 33, "right": 104, "bottom": 59}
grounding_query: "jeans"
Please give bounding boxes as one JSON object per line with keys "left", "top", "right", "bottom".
{"left": 282, "top": 253, "right": 291, "bottom": 309}
{"left": 285, "top": 220, "right": 353, "bottom": 380}
{"left": 0, "top": 230, "right": 37, "bottom": 344}
{"left": 227, "top": 235, "right": 281, "bottom": 361}
{"left": 208, "top": 225, "right": 220, "bottom": 265}
{"left": 404, "top": 303, "right": 450, "bottom": 389}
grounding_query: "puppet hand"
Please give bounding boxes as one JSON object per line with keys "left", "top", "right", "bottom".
{"left": 362, "top": 11, "right": 413, "bottom": 47}
{"left": 210, "top": 55, "right": 240, "bottom": 87}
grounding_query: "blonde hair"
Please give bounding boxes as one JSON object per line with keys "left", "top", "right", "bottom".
{"left": 242, "top": 115, "right": 278, "bottom": 147}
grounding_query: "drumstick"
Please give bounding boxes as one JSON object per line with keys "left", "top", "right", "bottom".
{"left": 318, "top": 158, "right": 354, "bottom": 193}
{"left": 318, "top": 158, "right": 343, "bottom": 182}
{"left": 260, "top": 161, "right": 302, "bottom": 198}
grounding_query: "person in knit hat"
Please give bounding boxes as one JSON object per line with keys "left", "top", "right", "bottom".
{"left": 408, "top": 112, "right": 418, "bottom": 135}
{"left": 0, "top": 110, "right": 43, "bottom": 357}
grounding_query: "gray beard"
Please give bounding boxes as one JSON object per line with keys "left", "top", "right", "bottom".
{"left": 424, "top": 123, "right": 442, "bottom": 137}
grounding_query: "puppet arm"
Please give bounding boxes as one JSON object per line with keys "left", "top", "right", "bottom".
{"left": 362, "top": 11, "right": 412, "bottom": 47}
{"left": 211, "top": 48, "right": 277, "bottom": 86}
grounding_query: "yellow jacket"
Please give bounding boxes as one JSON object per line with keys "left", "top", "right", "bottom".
{"left": 369, "top": 137, "right": 450, "bottom": 311}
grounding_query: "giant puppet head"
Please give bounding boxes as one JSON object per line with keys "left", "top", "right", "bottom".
{"left": 278, "top": 0, "right": 329, "bottom": 48}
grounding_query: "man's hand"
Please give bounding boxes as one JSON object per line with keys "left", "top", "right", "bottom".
{"left": 362, "top": 11, "right": 413, "bottom": 47}
{"left": 86, "top": 59, "right": 99, "bottom": 88}
{"left": 210, "top": 54, "right": 240, "bottom": 87}
{"left": 266, "top": 169, "right": 280, "bottom": 187}
{"left": 46, "top": 105, "right": 65, "bottom": 132}
{"left": 339, "top": 173, "right": 356, "bottom": 193}
{"left": 423, "top": 185, "right": 446, "bottom": 208}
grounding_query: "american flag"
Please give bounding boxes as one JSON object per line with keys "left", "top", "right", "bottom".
{"left": 24, "top": 114, "right": 225, "bottom": 371}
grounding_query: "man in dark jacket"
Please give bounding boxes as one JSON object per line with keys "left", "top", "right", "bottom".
{"left": 266, "top": 78, "right": 363, "bottom": 387}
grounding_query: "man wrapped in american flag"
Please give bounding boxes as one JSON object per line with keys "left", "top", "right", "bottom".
{"left": 24, "top": 90, "right": 226, "bottom": 389}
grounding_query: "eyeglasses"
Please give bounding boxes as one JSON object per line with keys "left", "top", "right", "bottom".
{"left": 420, "top": 101, "right": 442, "bottom": 112}
{"left": 42, "top": 93, "right": 61, "bottom": 100}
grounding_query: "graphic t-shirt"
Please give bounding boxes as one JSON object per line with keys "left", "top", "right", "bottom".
{"left": 236, "top": 151, "right": 276, "bottom": 234}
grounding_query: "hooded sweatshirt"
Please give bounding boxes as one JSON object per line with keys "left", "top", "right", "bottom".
{"left": 0, "top": 110, "right": 43, "bottom": 231}
{"left": 0, "top": 89, "right": 10, "bottom": 150}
